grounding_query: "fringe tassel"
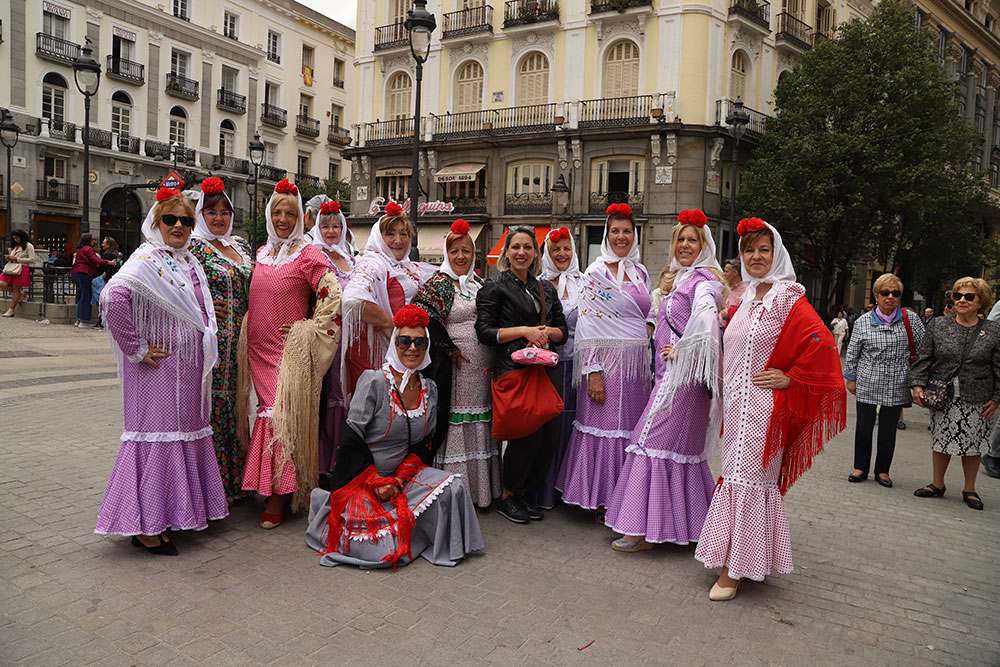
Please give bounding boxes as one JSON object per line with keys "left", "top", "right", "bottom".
{"left": 572, "top": 337, "right": 650, "bottom": 388}
{"left": 235, "top": 318, "right": 251, "bottom": 456}
{"left": 646, "top": 331, "right": 720, "bottom": 420}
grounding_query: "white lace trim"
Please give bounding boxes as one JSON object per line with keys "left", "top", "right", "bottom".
{"left": 624, "top": 443, "right": 709, "bottom": 464}
{"left": 720, "top": 476, "right": 779, "bottom": 490}
{"left": 94, "top": 510, "right": 229, "bottom": 536}
{"left": 126, "top": 341, "right": 149, "bottom": 364}
{"left": 449, "top": 405, "right": 493, "bottom": 415}
{"left": 120, "top": 426, "right": 213, "bottom": 443}
{"left": 572, "top": 420, "right": 631, "bottom": 439}
{"left": 256, "top": 242, "right": 306, "bottom": 267}
{"left": 346, "top": 472, "right": 460, "bottom": 544}
{"left": 256, "top": 406, "right": 274, "bottom": 418}
{"left": 434, "top": 449, "right": 500, "bottom": 465}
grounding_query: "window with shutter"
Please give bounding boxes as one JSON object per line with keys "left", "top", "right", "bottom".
{"left": 730, "top": 52, "right": 747, "bottom": 102}
{"left": 392, "top": 0, "right": 408, "bottom": 22}
{"left": 517, "top": 52, "right": 549, "bottom": 106}
{"left": 455, "top": 61, "right": 484, "bottom": 113}
{"left": 387, "top": 72, "right": 412, "bottom": 120}
{"left": 603, "top": 40, "right": 640, "bottom": 98}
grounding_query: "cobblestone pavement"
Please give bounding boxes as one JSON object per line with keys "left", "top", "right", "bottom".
{"left": 1, "top": 317, "right": 998, "bottom": 666}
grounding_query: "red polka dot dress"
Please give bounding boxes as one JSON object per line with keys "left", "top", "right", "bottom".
{"left": 694, "top": 282, "right": 805, "bottom": 581}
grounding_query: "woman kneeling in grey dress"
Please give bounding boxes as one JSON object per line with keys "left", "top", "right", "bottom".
{"left": 306, "top": 304, "right": 484, "bottom": 567}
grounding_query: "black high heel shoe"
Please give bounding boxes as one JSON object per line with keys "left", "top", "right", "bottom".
{"left": 131, "top": 535, "right": 179, "bottom": 556}
{"left": 847, "top": 471, "right": 868, "bottom": 483}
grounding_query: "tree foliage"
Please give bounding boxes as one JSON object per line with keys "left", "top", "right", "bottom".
{"left": 739, "top": 0, "right": 994, "bottom": 312}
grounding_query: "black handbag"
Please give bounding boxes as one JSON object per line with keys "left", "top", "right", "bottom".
{"left": 922, "top": 320, "right": 983, "bottom": 411}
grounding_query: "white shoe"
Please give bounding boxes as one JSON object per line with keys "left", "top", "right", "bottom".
{"left": 709, "top": 580, "right": 741, "bottom": 601}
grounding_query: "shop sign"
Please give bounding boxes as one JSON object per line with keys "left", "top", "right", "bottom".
{"left": 366, "top": 196, "right": 455, "bottom": 216}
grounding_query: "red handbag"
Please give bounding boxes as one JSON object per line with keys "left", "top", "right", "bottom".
{"left": 491, "top": 281, "right": 564, "bottom": 441}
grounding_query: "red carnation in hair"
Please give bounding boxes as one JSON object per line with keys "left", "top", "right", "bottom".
{"left": 200, "top": 176, "right": 225, "bottom": 195}
{"left": 384, "top": 201, "right": 403, "bottom": 217}
{"left": 393, "top": 303, "right": 430, "bottom": 329}
{"left": 677, "top": 209, "right": 708, "bottom": 227}
{"left": 274, "top": 178, "right": 298, "bottom": 195}
{"left": 737, "top": 217, "right": 767, "bottom": 236}
{"left": 450, "top": 219, "right": 470, "bottom": 235}
{"left": 607, "top": 203, "right": 632, "bottom": 218}
{"left": 549, "top": 226, "right": 570, "bottom": 242}
{"left": 320, "top": 201, "right": 341, "bottom": 215}
{"left": 156, "top": 187, "right": 180, "bottom": 202}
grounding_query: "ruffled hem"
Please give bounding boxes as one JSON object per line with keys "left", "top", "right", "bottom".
{"left": 556, "top": 428, "right": 627, "bottom": 510}
{"left": 94, "top": 510, "right": 230, "bottom": 536}
{"left": 624, "top": 442, "right": 710, "bottom": 464}
{"left": 571, "top": 420, "right": 631, "bottom": 440}
{"left": 435, "top": 449, "right": 500, "bottom": 464}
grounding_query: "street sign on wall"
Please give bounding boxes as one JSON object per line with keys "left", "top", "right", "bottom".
{"left": 159, "top": 171, "right": 185, "bottom": 190}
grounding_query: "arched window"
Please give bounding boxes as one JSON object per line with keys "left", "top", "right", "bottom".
{"left": 517, "top": 52, "right": 549, "bottom": 106}
{"left": 42, "top": 73, "right": 68, "bottom": 123}
{"left": 730, "top": 52, "right": 747, "bottom": 103}
{"left": 387, "top": 72, "right": 412, "bottom": 120}
{"left": 455, "top": 61, "right": 484, "bottom": 113}
{"left": 169, "top": 106, "right": 187, "bottom": 147}
{"left": 219, "top": 119, "right": 236, "bottom": 157}
{"left": 602, "top": 40, "right": 640, "bottom": 98}
{"left": 111, "top": 91, "right": 132, "bottom": 137}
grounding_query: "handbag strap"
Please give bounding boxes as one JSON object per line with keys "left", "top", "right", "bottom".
{"left": 535, "top": 279, "right": 547, "bottom": 326}
{"left": 955, "top": 319, "right": 985, "bottom": 379}
{"left": 901, "top": 310, "right": 917, "bottom": 364}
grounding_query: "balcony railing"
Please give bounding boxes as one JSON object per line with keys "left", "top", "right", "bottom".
{"left": 590, "top": 192, "right": 644, "bottom": 215}
{"left": 443, "top": 5, "right": 494, "bottom": 38}
{"left": 36, "top": 33, "right": 80, "bottom": 62}
{"left": 504, "top": 0, "right": 559, "bottom": 27}
{"left": 117, "top": 135, "right": 140, "bottom": 154}
{"left": 813, "top": 31, "right": 828, "bottom": 46}
{"left": 267, "top": 51, "right": 280, "bottom": 64}
{"left": 591, "top": 0, "right": 651, "bottom": 12}
{"left": 85, "top": 127, "right": 113, "bottom": 149}
{"left": 362, "top": 118, "right": 415, "bottom": 146}
{"left": 775, "top": 12, "right": 812, "bottom": 51}
{"left": 374, "top": 22, "right": 408, "bottom": 51}
{"left": 296, "top": 114, "right": 321, "bottom": 137}
{"left": 217, "top": 88, "right": 247, "bottom": 114}
{"left": 145, "top": 139, "right": 172, "bottom": 160}
{"left": 165, "top": 72, "right": 200, "bottom": 100}
{"left": 333, "top": 77, "right": 345, "bottom": 89}
{"left": 715, "top": 99, "right": 769, "bottom": 138}
{"left": 328, "top": 124, "right": 350, "bottom": 144}
{"left": 504, "top": 193, "right": 552, "bottom": 215}
{"left": 450, "top": 197, "right": 488, "bottom": 215}
{"left": 259, "top": 164, "right": 287, "bottom": 182}
{"left": 295, "top": 174, "right": 320, "bottom": 190}
{"left": 261, "top": 103, "right": 288, "bottom": 127}
{"left": 433, "top": 103, "right": 557, "bottom": 139}
{"left": 46, "top": 120, "right": 76, "bottom": 142}
{"left": 728, "top": 0, "right": 770, "bottom": 29}
{"left": 37, "top": 180, "right": 79, "bottom": 205}
{"left": 579, "top": 95, "right": 654, "bottom": 128}
{"left": 106, "top": 55, "right": 145, "bottom": 84}
{"left": 177, "top": 147, "right": 197, "bottom": 165}
{"left": 213, "top": 155, "right": 250, "bottom": 174}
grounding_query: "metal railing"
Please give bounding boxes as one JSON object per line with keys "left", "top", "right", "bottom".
{"left": 812, "top": 31, "right": 828, "bottom": 46}
{"left": 775, "top": 12, "right": 812, "bottom": 50}
{"left": 165, "top": 72, "right": 200, "bottom": 99}
{"left": 504, "top": 192, "right": 552, "bottom": 215}
{"left": 145, "top": 139, "right": 172, "bottom": 160}
{"left": 267, "top": 51, "right": 280, "bottom": 64}
{"left": 591, "top": 0, "right": 651, "bottom": 12}
{"left": 36, "top": 180, "right": 80, "bottom": 204}
{"left": 213, "top": 155, "right": 250, "bottom": 174}
{"left": 728, "top": 0, "right": 770, "bottom": 29}
{"left": 46, "top": 119, "right": 76, "bottom": 142}
{"left": 374, "top": 22, "right": 408, "bottom": 51}
{"left": 85, "top": 127, "right": 113, "bottom": 149}
{"left": 217, "top": 88, "right": 247, "bottom": 114}
{"left": 432, "top": 103, "right": 557, "bottom": 138}
{"left": 261, "top": 103, "right": 287, "bottom": 127}
{"left": 259, "top": 164, "right": 287, "bottom": 182}
{"left": 716, "top": 99, "right": 769, "bottom": 138}
{"left": 443, "top": 5, "right": 494, "bottom": 38}
{"left": 579, "top": 95, "right": 654, "bottom": 128}
{"left": 450, "top": 197, "right": 488, "bottom": 214}
{"left": 177, "top": 147, "right": 196, "bottom": 164}
{"left": 328, "top": 124, "right": 350, "bottom": 144}
{"left": 333, "top": 77, "right": 345, "bottom": 89}
{"left": 361, "top": 118, "right": 415, "bottom": 146}
{"left": 295, "top": 174, "right": 320, "bottom": 189}
{"left": 42, "top": 265, "right": 74, "bottom": 305}
{"left": 106, "top": 55, "right": 145, "bottom": 83}
{"left": 117, "top": 135, "right": 140, "bottom": 154}
{"left": 296, "top": 114, "right": 321, "bottom": 137}
{"left": 36, "top": 32, "right": 80, "bottom": 62}
{"left": 589, "top": 192, "right": 644, "bottom": 215}
{"left": 504, "top": 0, "right": 559, "bottom": 27}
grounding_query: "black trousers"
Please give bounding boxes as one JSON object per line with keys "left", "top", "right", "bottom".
{"left": 853, "top": 402, "right": 903, "bottom": 475}
{"left": 502, "top": 365, "right": 562, "bottom": 494}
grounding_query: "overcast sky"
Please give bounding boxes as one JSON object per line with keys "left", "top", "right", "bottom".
{"left": 299, "top": 0, "right": 357, "bottom": 29}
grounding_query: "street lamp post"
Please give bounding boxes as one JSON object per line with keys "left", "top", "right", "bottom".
{"left": 248, "top": 133, "right": 265, "bottom": 254}
{"left": 405, "top": 0, "right": 436, "bottom": 261}
{"left": 725, "top": 99, "right": 750, "bottom": 259}
{"left": 0, "top": 109, "right": 20, "bottom": 252}
{"left": 73, "top": 39, "right": 101, "bottom": 235}
{"left": 171, "top": 141, "right": 180, "bottom": 173}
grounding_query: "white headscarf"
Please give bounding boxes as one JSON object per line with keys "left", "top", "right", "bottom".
{"left": 438, "top": 222, "right": 479, "bottom": 296}
{"left": 597, "top": 214, "right": 641, "bottom": 285}
{"left": 310, "top": 205, "right": 354, "bottom": 264}
{"left": 259, "top": 181, "right": 305, "bottom": 267}
{"left": 364, "top": 212, "right": 416, "bottom": 279}
{"left": 667, "top": 214, "right": 723, "bottom": 289}
{"left": 192, "top": 183, "right": 237, "bottom": 248}
{"left": 384, "top": 324, "right": 431, "bottom": 393}
{"left": 539, "top": 227, "right": 583, "bottom": 304}
{"left": 140, "top": 192, "right": 193, "bottom": 254}
{"left": 736, "top": 219, "right": 796, "bottom": 315}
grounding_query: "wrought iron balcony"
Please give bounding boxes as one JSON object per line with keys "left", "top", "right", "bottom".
{"left": 165, "top": 72, "right": 200, "bottom": 100}
{"left": 579, "top": 95, "right": 654, "bottom": 128}
{"left": 213, "top": 155, "right": 250, "bottom": 174}
{"left": 176, "top": 147, "right": 197, "bottom": 164}
{"left": 85, "top": 127, "right": 113, "bottom": 149}
{"left": 813, "top": 30, "right": 828, "bottom": 46}
{"left": 589, "top": 192, "right": 643, "bottom": 215}
{"left": 590, "top": 0, "right": 651, "bottom": 13}
{"left": 295, "top": 174, "right": 320, "bottom": 190}
{"left": 328, "top": 124, "right": 350, "bottom": 144}
{"left": 504, "top": 192, "right": 552, "bottom": 215}
{"left": 106, "top": 55, "right": 145, "bottom": 84}
{"left": 374, "top": 22, "right": 408, "bottom": 51}
{"left": 296, "top": 114, "right": 321, "bottom": 137}
{"left": 362, "top": 118, "right": 415, "bottom": 146}
{"left": 145, "top": 139, "right": 172, "bottom": 160}
{"left": 775, "top": 12, "right": 812, "bottom": 51}
{"left": 261, "top": 103, "right": 287, "bottom": 128}
{"left": 37, "top": 180, "right": 79, "bottom": 205}
{"left": 267, "top": 51, "right": 280, "bottom": 64}
{"left": 36, "top": 33, "right": 80, "bottom": 63}
{"left": 432, "top": 103, "right": 558, "bottom": 139}
{"left": 715, "top": 99, "right": 769, "bottom": 138}
{"left": 728, "top": 0, "right": 770, "bottom": 30}
{"left": 450, "top": 197, "right": 488, "bottom": 215}
{"left": 504, "top": 0, "right": 559, "bottom": 28}
{"left": 117, "top": 135, "right": 140, "bottom": 154}
{"left": 443, "top": 5, "right": 494, "bottom": 39}
{"left": 217, "top": 88, "right": 247, "bottom": 114}
{"left": 46, "top": 120, "right": 76, "bottom": 142}
{"left": 258, "top": 164, "right": 287, "bottom": 182}
{"left": 333, "top": 77, "right": 345, "bottom": 89}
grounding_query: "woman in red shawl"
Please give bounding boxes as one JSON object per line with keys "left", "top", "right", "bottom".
{"left": 694, "top": 219, "right": 845, "bottom": 600}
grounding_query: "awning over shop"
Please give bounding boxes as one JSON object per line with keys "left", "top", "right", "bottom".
{"left": 375, "top": 167, "right": 412, "bottom": 177}
{"left": 415, "top": 223, "right": 486, "bottom": 264}
{"left": 434, "top": 163, "right": 486, "bottom": 183}
{"left": 486, "top": 225, "right": 551, "bottom": 266}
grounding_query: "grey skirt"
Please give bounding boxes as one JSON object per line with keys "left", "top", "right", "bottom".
{"left": 930, "top": 399, "right": 994, "bottom": 456}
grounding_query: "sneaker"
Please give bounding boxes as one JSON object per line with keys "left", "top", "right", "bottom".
{"left": 495, "top": 496, "right": 530, "bottom": 524}
{"left": 517, "top": 496, "right": 543, "bottom": 521}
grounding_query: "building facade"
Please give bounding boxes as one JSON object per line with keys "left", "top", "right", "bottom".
{"left": 1, "top": 0, "right": 354, "bottom": 255}
{"left": 347, "top": 0, "right": 871, "bottom": 268}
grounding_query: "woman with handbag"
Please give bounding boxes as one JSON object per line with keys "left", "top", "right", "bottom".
{"left": 476, "top": 226, "right": 567, "bottom": 524}
{"left": 843, "top": 273, "right": 924, "bottom": 488}
{"left": 2, "top": 230, "right": 34, "bottom": 317}
{"left": 910, "top": 277, "right": 1000, "bottom": 511}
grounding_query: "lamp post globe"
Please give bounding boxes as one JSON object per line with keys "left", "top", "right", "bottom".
{"left": 725, "top": 99, "right": 750, "bottom": 258}
{"left": 405, "top": 0, "right": 436, "bottom": 63}
{"left": 405, "top": 0, "right": 437, "bottom": 260}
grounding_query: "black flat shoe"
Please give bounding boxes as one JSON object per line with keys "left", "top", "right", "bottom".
{"left": 875, "top": 474, "right": 893, "bottom": 488}
{"left": 517, "top": 496, "right": 543, "bottom": 521}
{"left": 495, "top": 496, "right": 530, "bottom": 524}
{"left": 963, "top": 491, "right": 984, "bottom": 510}
{"left": 914, "top": 483, "right": 945, "bottom": 498}
{"left": 131, "top": 535, "right": 179, "bottom": 556}
{"left": 848, "top": 472, "right": 868, "bottom": 483}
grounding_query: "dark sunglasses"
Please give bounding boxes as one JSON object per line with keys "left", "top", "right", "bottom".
{"left": 878, "top": 289, "right": 901, "bottom": 298}
{"left": 161, "top": 214, "right": 195, "bottom": 228}
{"left": 954, "top": 292, "right": 978, "bottom": 302}
{"left": 395, "top": 335, "right": 428, "bottom": 350}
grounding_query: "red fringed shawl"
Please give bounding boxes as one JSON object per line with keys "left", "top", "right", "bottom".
{"left": 763, "top": 297, "right": 846, "bottom": 495}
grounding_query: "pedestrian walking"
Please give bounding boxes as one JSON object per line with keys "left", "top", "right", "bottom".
{"left": 722, "top": 256, "right": 747, "bottom": 313}
{"left": 910, "top": 277, "right": 1000, "bottom": 511}
{"left": 694, "top": 218, "right": 845, "bottom": 600}
{"left": 843, "top": 273, "right": 923, "bottom": 488}
{"left": 923, "top": 307, "right": 935, "bottom": 326}
{"left": 70, "top": 234, "right": 109, "bottom": 326}
{"left": 830, "top": 309, "right": 849, "bottom": 354}
{"left": 1, "top": 230, "right": 34, "bottom": 317}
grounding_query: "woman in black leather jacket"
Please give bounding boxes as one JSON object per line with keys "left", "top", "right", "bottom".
{"left": 476, "top": 226, "right": 568, "bottom": 524}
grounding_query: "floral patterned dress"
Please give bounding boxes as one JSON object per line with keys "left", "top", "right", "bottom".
{"left": 190, "top": 237, "right": 253, "bottom": 503}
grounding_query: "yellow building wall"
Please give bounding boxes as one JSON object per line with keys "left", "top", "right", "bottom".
{"left": 488, "top": 40, "right": 511, "bottom": 109}
{"left": 678, "top": 14, "right": 711, "bottom": 125}
{"left": 645, "top": 19, "right": 659, "bottom": 97}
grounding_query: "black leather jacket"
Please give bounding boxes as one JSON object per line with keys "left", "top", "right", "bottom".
{"left": 476, "top": 270, "right": 568, "bottom": 378}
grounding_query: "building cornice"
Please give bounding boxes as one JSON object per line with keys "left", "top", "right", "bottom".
{"left": 926, "top": 0, "right": 1000, "bottom": 61}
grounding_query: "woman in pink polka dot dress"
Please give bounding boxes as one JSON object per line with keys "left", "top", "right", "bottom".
{"left": 695, "top": 219, "right": 845, "bottom": 600}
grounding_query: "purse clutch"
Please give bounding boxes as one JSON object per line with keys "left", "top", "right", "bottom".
{"left": 2, "top": 262, "right": 22, "bottom": 276}
{"left": 921, "top": 378, "right": 951, "bottom": 411}
{"left": 511, "top": 346, "right": 559, "bottom": 367}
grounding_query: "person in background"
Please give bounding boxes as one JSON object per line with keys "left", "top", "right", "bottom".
{"left": 722, "top": 258, "right": 747, "bottom": 314}
{"left": 943, "top": 300, "right": 954, "bottom": 317}
{"left": 70, "top": 234, "right": 110, "bottom": 327}
{"left": 830, "top": 308, "right": 849, "bottom": 355}
{"left": 89, "top": 237, "right": 122, "bottom": 329}
{"left": 923, "top": 307, "right": 936, "bottom": 326}
{"left": 302, "top": 194, "right": 330, "bottom": 244}
{"left": 985, "top": 295, "right": 1000, "bottom": 478}
{"left": 1, "top": 230, "right": 35, "bottom": 317}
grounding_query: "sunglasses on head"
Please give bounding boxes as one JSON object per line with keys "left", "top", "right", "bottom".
{"left": 954, "top": 292, "right": 978, "bottom": 302}
{"left": 161, "top": 214, "right": 195, "bottom": 228}
{"left": 395, "top": 335, "right": 428, "bottom": 350}
{"left": 878, "top": 289, "right": 901, "bottom": 297}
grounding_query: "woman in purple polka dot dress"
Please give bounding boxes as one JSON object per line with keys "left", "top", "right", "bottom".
{"left": 94, "top": 189, "right": 229, "bottom": 555}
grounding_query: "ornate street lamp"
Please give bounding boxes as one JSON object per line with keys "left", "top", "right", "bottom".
{"left": 405, "top": 0, "right": 436, "bottom": 260}
{"left": 725, "top": 99, "right": 750, "bottom": 259}
{"left": 73, "top": 39, "right": 101, "bottom": 234}
{"left": 248, "top": 133, "right": 265, "bottom": 254}
{"left": 0, "top": 109, "right": 20, "bottom": 251}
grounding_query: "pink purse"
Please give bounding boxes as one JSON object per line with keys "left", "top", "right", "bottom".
{"left": 511, "top": 346, "right": 559, "bottom": 367}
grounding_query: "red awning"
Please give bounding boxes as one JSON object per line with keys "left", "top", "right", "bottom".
{"left": 486, "top": 226, "right": 551, "bottom": 266}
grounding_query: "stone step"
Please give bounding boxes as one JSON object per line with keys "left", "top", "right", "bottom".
{"left": 0, "top": 297, "right": 84, "bottom": 325}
